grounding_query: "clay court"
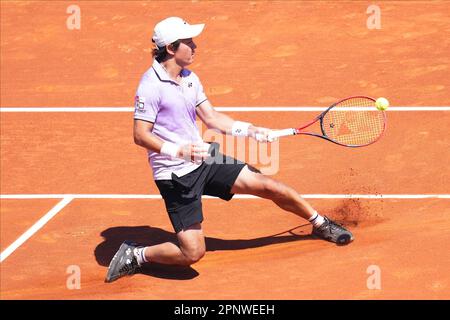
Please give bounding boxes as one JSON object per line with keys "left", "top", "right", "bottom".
{"left": 1, "top": 1, "right": 449, "bottom": 299}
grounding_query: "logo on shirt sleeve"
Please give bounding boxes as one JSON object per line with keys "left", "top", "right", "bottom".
{"left": 135, "top": 96, "right": 145, "bottom": 113}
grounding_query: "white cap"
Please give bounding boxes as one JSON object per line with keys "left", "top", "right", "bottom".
{"left": 152, "top": 17, "right": 205, "bottom": 48}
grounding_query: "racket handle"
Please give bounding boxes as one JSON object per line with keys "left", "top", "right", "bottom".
{"left": 268, "top": 128, "right": 296, "bottom": 140}
{"left": 254, "top": 128, "right": 296, "bottom": 142}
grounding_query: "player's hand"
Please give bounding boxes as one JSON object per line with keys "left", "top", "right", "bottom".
{"left": 249, "top": 126, "right": 278, "bottom": 143}
{"left": 178, "top": 142, "right": 211, "bottom": 164}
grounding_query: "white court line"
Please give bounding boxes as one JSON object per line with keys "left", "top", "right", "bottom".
{"left": 0, "top": 196, "right": 73, "bottom": 263}
{"left": 0, "top": 194, "right": 448, "bottom": 262}
{"left": 1, "top": 194, "right": 449, "bottom": 199}
{"left": 1, "top": 106, "right": 450, "bottom": 112}
{"left": 1, "top": 105, "right": 447, "bottom": 262}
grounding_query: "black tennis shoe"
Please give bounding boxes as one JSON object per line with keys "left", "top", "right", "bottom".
{"left": 105, "top": 241, "right": 141, "bottom": 283}
{"left": 312, "top": 217, "right": 354, "bottom": 245}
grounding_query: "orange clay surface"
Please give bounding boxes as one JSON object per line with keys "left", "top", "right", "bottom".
{"left": 1, "top": 1, "right": 450, "bottom": 299}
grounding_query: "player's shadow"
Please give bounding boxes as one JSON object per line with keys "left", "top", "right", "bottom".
{"left": 95, "top": 224, "right": 313, "bottom": 280}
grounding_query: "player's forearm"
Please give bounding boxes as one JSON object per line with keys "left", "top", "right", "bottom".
{"left": 134, "top": 130, "right": 165, "bottom": 154}
{"left": 134, "top": 130, "right": 209, "bottom": 162}
{"left": 199, "top": 107, "right": 273, "bottom": 142}
{"left": 204, "top": 110, "right": 235, "bottom": 134}
{"left": 206, "top": 111, "right": 258, "bottom": 135}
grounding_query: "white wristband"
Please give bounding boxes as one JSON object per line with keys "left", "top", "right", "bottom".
{"left": 160, "top": 142, "right": 179, "bottom": 159}
{"left": 231, "top": 121, "right": 252, "bottom": 137}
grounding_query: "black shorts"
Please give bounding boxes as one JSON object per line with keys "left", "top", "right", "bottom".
{"left": 155, "top": 143, "right": 247, "bottom": 233}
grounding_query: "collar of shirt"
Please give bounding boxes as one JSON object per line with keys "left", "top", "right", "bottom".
{"left": 152, "top": 60, "right": 191, "bottom": 85}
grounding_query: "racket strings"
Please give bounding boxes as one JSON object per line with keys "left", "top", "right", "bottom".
{"left": 322, "top": 97, "right": 385, "bottom": 146}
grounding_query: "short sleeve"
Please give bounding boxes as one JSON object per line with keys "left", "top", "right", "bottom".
{"left": 133, "top": 83, "right": 160, "bottom": 123}
{"left": 196, "top": 79, "right": 208, "bottom": 107}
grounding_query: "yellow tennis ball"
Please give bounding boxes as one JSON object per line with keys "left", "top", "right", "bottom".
{"left": 375, "top": 97, "right": 389, "bottom": 111}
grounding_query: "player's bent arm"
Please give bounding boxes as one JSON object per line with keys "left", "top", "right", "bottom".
{"left": 133, "top": 119, "right": 209, "bottom": 162}
{"left": 196, "top": 100, "right": 274, "bottom": 141}
{"left": 133, "top": 119, "right": 164, "bottom": 153}
{"left": 196, "top": 100, "right": 235, "bottom": 134}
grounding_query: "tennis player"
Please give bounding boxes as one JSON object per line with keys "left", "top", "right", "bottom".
{"left": 105, "top": 17, "right": 353, "bottom": 283}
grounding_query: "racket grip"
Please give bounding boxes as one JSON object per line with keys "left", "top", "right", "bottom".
{"left": 268, "top": 128, "right": 296, "bottom": 140}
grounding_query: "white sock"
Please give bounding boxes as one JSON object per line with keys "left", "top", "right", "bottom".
{"left": 308, "top": 211, "right": 325, "bottom": 228}
{"left": 134, "top": 247, "right": 148, "bottom": 265}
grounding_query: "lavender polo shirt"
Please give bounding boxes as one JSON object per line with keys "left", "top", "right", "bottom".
{"left": 134, "top": 61, "right": 208, "bottom": 180}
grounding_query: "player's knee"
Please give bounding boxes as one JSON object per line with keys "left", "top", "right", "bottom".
{"left": 184, "top": 249, "right": 205, "bottom": 265}
{"left": 182, "top": 245, "right": 205, "bottom": 265}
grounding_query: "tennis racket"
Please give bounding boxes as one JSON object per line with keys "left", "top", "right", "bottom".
{"left": 263, "top": 96, "right": 387, "bottom": 147}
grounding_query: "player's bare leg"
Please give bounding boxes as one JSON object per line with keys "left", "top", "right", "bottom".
{"left": 231, "top": 166, "right": 316, "bottom": 220}
{"left": 105, "top": 224, "right": 205, "bottom": 282}
{"left": 143, "top": 223, "right": 205, "bottom": 266}
{"left": 231, "top": 166, "right": 354, "bottom": 245}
